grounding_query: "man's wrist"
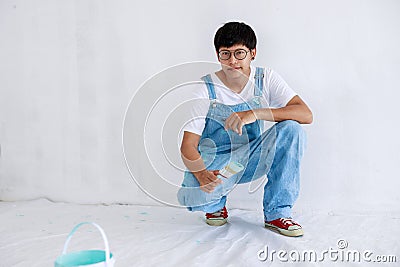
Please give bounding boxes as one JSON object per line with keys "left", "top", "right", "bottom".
{"left": 193, "top": 169, "right": 207, "bottom": 180}
{"left": 253, "top": 108, "right": 273, "bottom": 121}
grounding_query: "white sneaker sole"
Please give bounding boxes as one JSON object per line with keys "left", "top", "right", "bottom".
{"left": 206, "top": 218, "right": 227, "bottom": 226}
{"left": 264, "top": 223, "right": 304, "bottom": 237}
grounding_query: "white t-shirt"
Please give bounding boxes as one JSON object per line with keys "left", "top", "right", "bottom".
{"left": 183, "top": 66, "right": 297, "bottom": 136}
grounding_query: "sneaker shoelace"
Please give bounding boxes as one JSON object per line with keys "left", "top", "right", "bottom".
{"left": 279, "top": 218, "right": 300, "bottom": 228}
{"left": 206, "top": 207, "right": 227, "bottom": 218}
{"left": 280, "top": 218, "right": 294, "bottom": 226}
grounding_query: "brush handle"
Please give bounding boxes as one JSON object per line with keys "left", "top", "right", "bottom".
{"left": 218, "top": 161, "right": 244, "bottom": 178}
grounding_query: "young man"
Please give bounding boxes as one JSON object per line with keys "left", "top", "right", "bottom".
{"left": 177, "top": 22, "right": 312, "bottom": 237}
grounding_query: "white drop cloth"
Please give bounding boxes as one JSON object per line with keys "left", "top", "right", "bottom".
{"left": 0, "top": 199, "right": 398, "bottom": 267}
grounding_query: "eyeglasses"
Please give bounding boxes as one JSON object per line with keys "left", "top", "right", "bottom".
{"left": 218, "top": 49, "right": 250, "bottom": 60}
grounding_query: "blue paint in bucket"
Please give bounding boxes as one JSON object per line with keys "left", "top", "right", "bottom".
{"left": 55, "top": 250, "right": 114, "bottom": 267}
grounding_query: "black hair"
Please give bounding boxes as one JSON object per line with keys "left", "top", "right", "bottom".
{"left": 214, "top": 22, "right": 257, "bottom": 52}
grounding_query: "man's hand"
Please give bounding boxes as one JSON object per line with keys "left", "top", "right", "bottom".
{"left": 224, "top": 110, "right": 257, "bottom": 135}
{"left": 195, "top": 170, "right": 224, "bottom": 193}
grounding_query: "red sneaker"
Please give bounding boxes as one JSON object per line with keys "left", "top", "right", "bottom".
{"left": 205, "top": 207, "right": 228, "bottom": 226}
{"left": 265, "top": 218, "right": 304, "bottom": 237}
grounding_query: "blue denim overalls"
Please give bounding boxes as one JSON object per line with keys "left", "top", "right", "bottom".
{"left": 177, "top": 67, "right": 306, "bottom": 221}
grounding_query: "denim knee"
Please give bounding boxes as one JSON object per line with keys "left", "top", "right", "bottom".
{"left": 276, "top": 119, "right": 300, "bottom": 129}
{"left": 275, "top": 120, "right": 307, "bottom": 151}
{"left": 276, "top": 120, "right": 305, "bottom": 137}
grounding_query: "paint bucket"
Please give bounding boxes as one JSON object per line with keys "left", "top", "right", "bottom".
{"left": 54, "top": 222, "right": 115, "bottom": 267}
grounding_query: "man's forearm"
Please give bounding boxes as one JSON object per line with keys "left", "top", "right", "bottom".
{"left": 253, "top": 96, "right": 313, "bottom": 124}
{"left": 254, "top": 105, "right": 313, "bottom": 124}
{"left": 180, "top": 145, "right": 207, "bottom": 178}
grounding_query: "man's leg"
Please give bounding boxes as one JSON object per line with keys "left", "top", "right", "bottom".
{"left": 263, "top": 120, "right": 306, "bottom": 221}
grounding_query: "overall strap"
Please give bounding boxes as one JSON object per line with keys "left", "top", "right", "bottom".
{"left": 201, "top": 74, "right": 217, "bottom": 100}
{"left": 254, "top": 67, "right": 264, "bottom": 97}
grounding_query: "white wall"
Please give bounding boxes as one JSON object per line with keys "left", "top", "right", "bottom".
{"left": 1, "top": 0, "right": 399, "bottom": 215}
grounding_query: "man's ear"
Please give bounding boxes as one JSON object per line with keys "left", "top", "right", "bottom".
{"left": 251, "top": 48, "right": 257, "bottom": 60}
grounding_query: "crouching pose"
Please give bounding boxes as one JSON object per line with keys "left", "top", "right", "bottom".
{"left": 178, "top": 22, "right": 312, "bottom": 237}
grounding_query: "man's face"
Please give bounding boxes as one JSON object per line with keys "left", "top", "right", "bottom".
{"left": 217, "top": 44, "right": 256, "bottom": 79}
